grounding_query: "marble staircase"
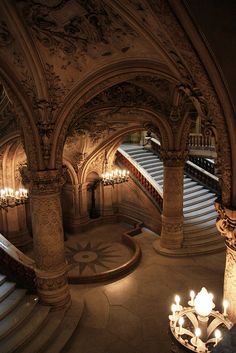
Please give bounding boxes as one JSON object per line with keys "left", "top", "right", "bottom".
{"left": 0, "top": 272, "right": 83, "bottom": 353}
{"left": 120, "top": 144, "right": 225, "bottom": 255}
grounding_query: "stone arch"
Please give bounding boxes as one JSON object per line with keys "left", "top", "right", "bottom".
{"left": 75, "top": 109, "right": 172, "bottom": 185}
{"left": 51, "top": 59, "right": 178, "bottom": 169}
{"left": 0, "top": 63, "right": 43, "bottom": 170}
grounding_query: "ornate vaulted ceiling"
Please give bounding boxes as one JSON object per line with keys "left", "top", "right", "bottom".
{"left": 0, "top": 0, "right": 235, "bottom": 207}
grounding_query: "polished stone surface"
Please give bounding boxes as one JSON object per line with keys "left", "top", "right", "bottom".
{"left": 65, "top": 224, "right": 133, "bottom": 277}
{"left": 62, "top": 226, "right": 226, "bottom": 353}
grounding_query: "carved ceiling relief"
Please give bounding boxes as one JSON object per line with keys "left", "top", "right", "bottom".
{"left": 0, "top": 106, "right": 19, "bottom": 139}
{"left": 16, "top": 0, "right": 139, "bottom": 76}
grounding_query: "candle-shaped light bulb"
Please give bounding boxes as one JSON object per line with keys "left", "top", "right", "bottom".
{"left": 171, "top": 304, "right": 176, "bottom": 319}
{"left": 214, "top": 329, "right": 221, "bottom": 346}
{"left": 175, "top": 295, "right": 180, "bottom": 311}
{"left": 178, "top": 317, "right": 184, "bottom": 334}
{"left": 223, "top": 299, "right": 229, "bottom": 316}
{"left": 190, "top": 290, "right": 195, "bottom": 306}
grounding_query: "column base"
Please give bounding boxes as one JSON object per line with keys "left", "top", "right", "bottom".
{"left": 36, "top": 269, "right": 71, "bottom": 310}
{"left": 160, "top": 215, "right": 183, "bottom": 249}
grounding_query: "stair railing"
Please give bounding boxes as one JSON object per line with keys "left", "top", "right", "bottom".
{"left": 188, "top": 133, "right": 216, "bottom": 151}
{"left": 0, "top": 233, "right": 36, "bottom": 289}
{"left": 184, "top": 161, "right": 220, "bottom": 195}
{"left": 117, "top": 148, "right": 163, "bottom": 210}
{"left": 149, "top": 138, "right": 220, "bottom": 195}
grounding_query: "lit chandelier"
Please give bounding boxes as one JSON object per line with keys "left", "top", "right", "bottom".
{"left": 0, "top": 187, "right": 28, "bottom": 210}
{"left": 101, "top": 169, "right": 129, "bottom": 186}
{"left": 169, "top": 287, "right": 233, "bottom": 352}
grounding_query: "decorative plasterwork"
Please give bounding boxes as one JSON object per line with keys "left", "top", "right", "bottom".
{"left": 0, "top": 104, "right": 19, "bottom": 139}
{"left": 215, "top": 200, "right": 236, "bottom": 250}
{"left": 160, "top": 149, "right": 188, "bottom": 167}
{"left": 16, "top": 0, "right": 138, "bottom": 70}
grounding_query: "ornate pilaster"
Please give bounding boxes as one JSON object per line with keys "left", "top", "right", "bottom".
{"left": 160, "top": 150, "right": 188, "bottom": 249}
{"left": 215, "top": 200, "right": 236, "bottom": 322}
{"left": 30, "top": 170, "right": 71, "bottom": 309}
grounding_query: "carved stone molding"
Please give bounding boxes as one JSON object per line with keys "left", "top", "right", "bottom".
{"left": 160, "top": 149, "right": 188, "bottom": 167}
{"left": 0, "top": 21, "right": 13, "bottom": 47}
{"left": 30, "top": 169, "right": 65, "bottom": 195}
{"left": 215, "top": 200, "right": 236, "bottom": 249}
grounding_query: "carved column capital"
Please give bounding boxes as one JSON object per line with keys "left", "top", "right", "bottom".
{"left": 160, "top": 150, "right": 188, "bottom": 167}
{"left": 30, "top": 169, "right": 65, "bottom": 195}
{"left": 215, "top": 200, "right": 236, "bottom": 249}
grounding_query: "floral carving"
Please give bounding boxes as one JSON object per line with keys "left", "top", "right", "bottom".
{"left": 0, "top": 21, "right": 13, "bottom": 47}
{"left": 160, "top": 149, "right": 188, "bottom": 167}
{"left": 17, "top": 0, "right": 137, "bottom": 58}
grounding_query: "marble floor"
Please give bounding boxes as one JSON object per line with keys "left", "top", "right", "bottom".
{"left": 65, "top": 223, "right": 133, "bottom": 278}
{"left": 62, "top": 226, "right": 226, "bottom": 353}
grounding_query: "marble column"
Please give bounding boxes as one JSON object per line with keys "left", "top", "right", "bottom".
{"left": 160, "top": 150, "right": 188, "bottom": 249}
{"left": 215, "top": 201, "right": 236, "bottom": 323}
{"left": 30, "top": 170, "right": 71, "bottom": 309}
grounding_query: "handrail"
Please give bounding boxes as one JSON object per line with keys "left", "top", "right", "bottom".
{"left": 189, "top": 156, "right": 215, "bottom": 175}
{"left": 188, "top": 133, "right": 216, "bottom": 151}
{"left": 0, "top": 233, "right": 36, "bottom": 289}
{"left": 185, "top": 161, "right": 220, "bottom": 194}
{"left": 117, "top": 148, "right": 163, "bottom": 210}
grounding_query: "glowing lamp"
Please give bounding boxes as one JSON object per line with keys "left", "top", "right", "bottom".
{"left": 194, "top": 287, "right": 214, "bottom": 317}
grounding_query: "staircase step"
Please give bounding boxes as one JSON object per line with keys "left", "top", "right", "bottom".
{"left": 184, "top": 212, "right": 217, "bottom": 225}
{"left": 184, "top": 185, "right": 205, "bottom": 195}
{"left": 184, "top": 219, "right": 216, "bottom": 234}
{"left": 184, "top": 189, "right": 209, "bottom": 200}
{"left": 19, "top": 310, "right": 65, "bottom": 353}
{"left": 0, "top": 305, "right": 50, "bottom": 353}
{"left": 183, "top": 193, "right": 215, "bottom": 207}
{"left": 0, "top": 288, "right": 26, "bottom": 320}
{"left": 184, "top": 205, "right": 216, "bottom": 220}
{"left": 43, "top": 293, "right": 84, "bottom": 353}
{"left": 184, "top": 181, "right": 198, "bottom": 189}
{"left": 0, "top": 282, "right": 15, "bottom": 302}
{"left": 0, "top": 274, "right": 6, "bottom": 286}
{"left": 139, "top": 159, "right": 160, "bottom": 166}
{"left": 184, "top": 198, "right": 215, "bottom": 213}
{"left": 0, "top": 295, "right": 39, "bottom": 340}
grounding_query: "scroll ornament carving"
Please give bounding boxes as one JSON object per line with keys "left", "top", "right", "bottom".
{"left": 70, "top": 110, "right": 124, "bottom": 143}
{"left": 18, "top": 0, "right": 137, "bottom": 59}
{"left": 160, "top": 150, "right": 188, "bottom": 167}
{"left": 79, "top": 82, "right": 163, "bottom": 114}
{"left": 215, "top": 200, "right": 236, "bottom": 249}
{"left": 37, "top": 273, "right": 67, "bottom": 292}
{"left": 0, "top": 21, "right": 13, "bottom": 47}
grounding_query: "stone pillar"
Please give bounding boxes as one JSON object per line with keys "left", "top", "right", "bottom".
{"left": 30, "top": 170, "right": 71, "bottom": 309}
{"left": 160, "top": 150, "right": 188, "bottom": 249}
{"left": 215, "top": 201, "right": 236, "bottom": 323}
